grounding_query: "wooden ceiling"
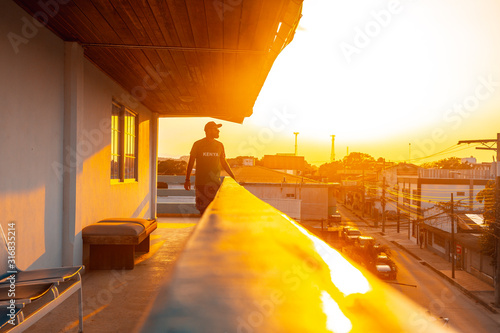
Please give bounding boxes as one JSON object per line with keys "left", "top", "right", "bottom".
{"left": 14, "top": 0, "right": 303, "bottom": 123}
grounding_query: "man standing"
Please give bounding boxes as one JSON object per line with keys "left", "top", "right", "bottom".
{"left": 184, "top": 121, "right": 236, "bottom": 214}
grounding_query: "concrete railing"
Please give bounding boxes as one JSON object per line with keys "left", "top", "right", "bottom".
{"left": 143, "top": 178, "right": 452, "bottom": 332}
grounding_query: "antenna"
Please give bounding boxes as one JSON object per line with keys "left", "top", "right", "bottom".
{"left": 293, "top": 132, "right": 299, "bottom": 156}
{"left": 330, "top": 135, "right": 335, "bottom": 162}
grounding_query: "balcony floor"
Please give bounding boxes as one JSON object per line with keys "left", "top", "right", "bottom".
{"left": 21, "top": 217, "right": 198, "bottom": 333}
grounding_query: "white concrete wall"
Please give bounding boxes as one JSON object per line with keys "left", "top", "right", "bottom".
{"left": 80, "top": 60, "right": 154, "bottom": 224}
{"left": 0, "top": 1, "right": 155, "bottom": 268}
{"left": 242, "top": 184, "right": 328, "bottom": 221}
{"left": 261, "top": 198, "right": 301, "bottom": 220}
{"left": 0, "top": 1, "right": 65, "bottom": 270}
{"left": 64, "top": 58, "right": 155, "bottom": 264}
{"left": 421, "top": 184, "right": 486, "bottom": 218}
{"left": 300, "top": 187, "right": 328, "bottom": 220}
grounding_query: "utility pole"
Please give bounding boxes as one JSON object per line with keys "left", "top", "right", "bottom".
{"left": 451, "top": 193, "right": 455, "bottom": 279}
{"left": 458, "top": 133, "right": 500, "bottom": 305}
{"left": 382, "top": 176, "right": 386, "bottom": 233}
{"left": 362, "top": 167, "right": 365, "bottom": 218}
{"left": 293, "top": 132, "right": 299, "bottom": 156}
{"left": 381, "top": 159, "right": 386, "bottom": 232}
{"left": 330, "top": 135, "right": 335, "bottom": 162}
{"left": 397, "top": 207, "right": 400, "bottom": 233}
{"left": 397, "top": 187, "right": 400, "bottom": 233}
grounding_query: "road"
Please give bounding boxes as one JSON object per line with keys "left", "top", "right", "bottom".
{"left": 337, "top": 205, "right": 500, "bottom": 333}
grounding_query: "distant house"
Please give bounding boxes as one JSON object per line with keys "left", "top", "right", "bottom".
{"left": 397, "top": 166, "right": 494, "bottom": 242}
{"left": 424, "top": 213, "right": 493, "bottom": 285}
{"left": 228, "top": 156, "right": 256, "bottom": 168}
{"left": 260, "top": 154, "right": 305, "bottom": 176}
{"left": 380, "top": 164, "right": 495, "bottom": 285}
{"left": 231, "top": 166, "right": 337, "bottom": 221}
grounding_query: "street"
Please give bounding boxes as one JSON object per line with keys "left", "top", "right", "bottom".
{"left": 337, "top": 205, "right": 500, "bottom": 333}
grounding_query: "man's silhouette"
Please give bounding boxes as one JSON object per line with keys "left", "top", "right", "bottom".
{"left": 184, "top": 121, "right": 235, "bottom": 214}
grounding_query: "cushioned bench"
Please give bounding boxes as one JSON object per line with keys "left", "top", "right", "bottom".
{"left": 82, "top": 218, "right": 157, "bottom": 270}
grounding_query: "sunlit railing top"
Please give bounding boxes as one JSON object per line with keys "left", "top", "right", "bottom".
{"left": 143, "top": 178, "right": 452, "bottom": 333}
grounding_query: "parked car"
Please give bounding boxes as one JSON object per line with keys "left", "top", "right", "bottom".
{"left": 340, "top": 225, "right": 352, "bottom": 236}
{"left": 343, "top": 228, "right": 362, "bottom": 243}
{"left": 356, "top": 235, "right": 375, "bottom": 248}
{"left": 328, "top": 213, "right": 342, "bottom": 225}
{"left": 374, "top": 253, "right": 397, "bottom": 280}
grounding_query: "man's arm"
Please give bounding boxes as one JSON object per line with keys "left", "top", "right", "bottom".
{"left": 220, "top": 156, "right": 235, "bottom": 180}
{"left": 184, "top": 154, "right": 195, "bottom": 190}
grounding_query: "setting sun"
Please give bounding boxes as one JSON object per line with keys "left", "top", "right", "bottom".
{"left": 159, "top": 0, "right": 500, "bottom": 165}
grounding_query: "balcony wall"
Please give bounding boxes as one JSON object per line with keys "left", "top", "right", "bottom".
{"left": 143, "top": 178, "right": 450, "bottom": 333}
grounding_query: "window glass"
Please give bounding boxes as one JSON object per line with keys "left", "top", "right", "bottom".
{"left": 111, "top": 103, "right": 121, "bottom": 180}
{"left": 111, "top": 103, "right": 138, "bottom": 182}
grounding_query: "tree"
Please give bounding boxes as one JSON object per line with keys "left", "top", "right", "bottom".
{"left": 303, "top": 161, "right": 318, "bottom": 178}
{"left": 476, "top": 180, "right": 497, "bottom": 261}
{"left": 342, "top": 152, "right": 376, "bottom": 170}
{"left": 420, "top": 157, "right": 473, "bottom": 169}
{"left": 158, "top": 159, "right": 187, "bottom": 175}
{"left": 318, "top": 160, "right": 344, "bottom": 181}
{"left": 318, "top": 152, "right": 377, "bottom": 181}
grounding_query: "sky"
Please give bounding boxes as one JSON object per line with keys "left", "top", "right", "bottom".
{"left": 158, "top": 0, "right": 500, "bottom": 166}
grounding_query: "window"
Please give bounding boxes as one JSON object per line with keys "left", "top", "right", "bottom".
{"left": 434, "top": 233, "right": 445, "bottom": 248}
{"left": 124, "top": 109, "right": 137, "bottom": 179}
{"left": 111, "top": 104, "right": 121, "bottom": 180}
{"left": 412, "top": 189, "right": 419, "bottom": 205}
{"left": 286, "top": 193, "right": 295, "bottom": 198}
{"left": 111, "top": 102, "right": 138, "bottom": 182}
{"left": 457, "top": 191, "right": 465, "bottom": 196}
{"left": 402, "top": 188, "right": 410, "bottom": 204}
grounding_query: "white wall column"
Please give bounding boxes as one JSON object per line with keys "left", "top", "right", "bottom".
{"left": 62, "top": 42, "right": 85, "bottom": 265}
{"left": 150, "top": 113, "right": 159, "bottom": 219}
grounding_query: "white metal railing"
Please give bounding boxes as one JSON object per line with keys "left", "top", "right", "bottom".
{"left": 419, "top": 168, "right": 494, "bottom": 179}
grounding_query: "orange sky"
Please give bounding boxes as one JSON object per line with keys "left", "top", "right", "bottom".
{"left": 159, "top": 0, "right": 500, "bottom": 166}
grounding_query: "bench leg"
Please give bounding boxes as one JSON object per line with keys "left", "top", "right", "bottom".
{"left": 136, "top": 235, "right": 150, "bottom": 253}
{"left": 89, "top": 244, "right": 135, "bottom": 270}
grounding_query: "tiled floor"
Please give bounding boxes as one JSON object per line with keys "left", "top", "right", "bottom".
{"left": 22, "top": 217, "right": 198, "bottom": 333}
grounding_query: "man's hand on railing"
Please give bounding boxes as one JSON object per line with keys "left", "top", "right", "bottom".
{"left": 184, "top": 179, "right": 191, "bottom": 190}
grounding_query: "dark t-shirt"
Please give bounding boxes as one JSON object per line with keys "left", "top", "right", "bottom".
{"left": 190, "top": 138, "right": 225, "bottom": 186}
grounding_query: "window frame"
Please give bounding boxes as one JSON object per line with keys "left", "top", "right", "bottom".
{"left": 111, "top": 101, "right": 138, "bottom": 183}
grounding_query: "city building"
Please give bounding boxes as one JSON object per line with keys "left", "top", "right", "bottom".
{"left": 260, "top": 154, "right": 306, "bottom": 175}
{"left": 381, "top": 163, "right": 495, "bottom": 285}
{"left": 233, "top": 166, "right": 337, "bottom": 221}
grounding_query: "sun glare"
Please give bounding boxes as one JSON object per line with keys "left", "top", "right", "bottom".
{"left": 321, "top": 291, "right": 353, "bottom": 333}
{"left": 286, "top": 215, "right": 372, "bottom": 296}
{"left": 161, "top": 0, "right": 500, "bottom": 164}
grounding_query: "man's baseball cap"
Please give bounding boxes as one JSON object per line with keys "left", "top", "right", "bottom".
{"left": 204, "top": 121, "right": 222, "bottom": 131}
